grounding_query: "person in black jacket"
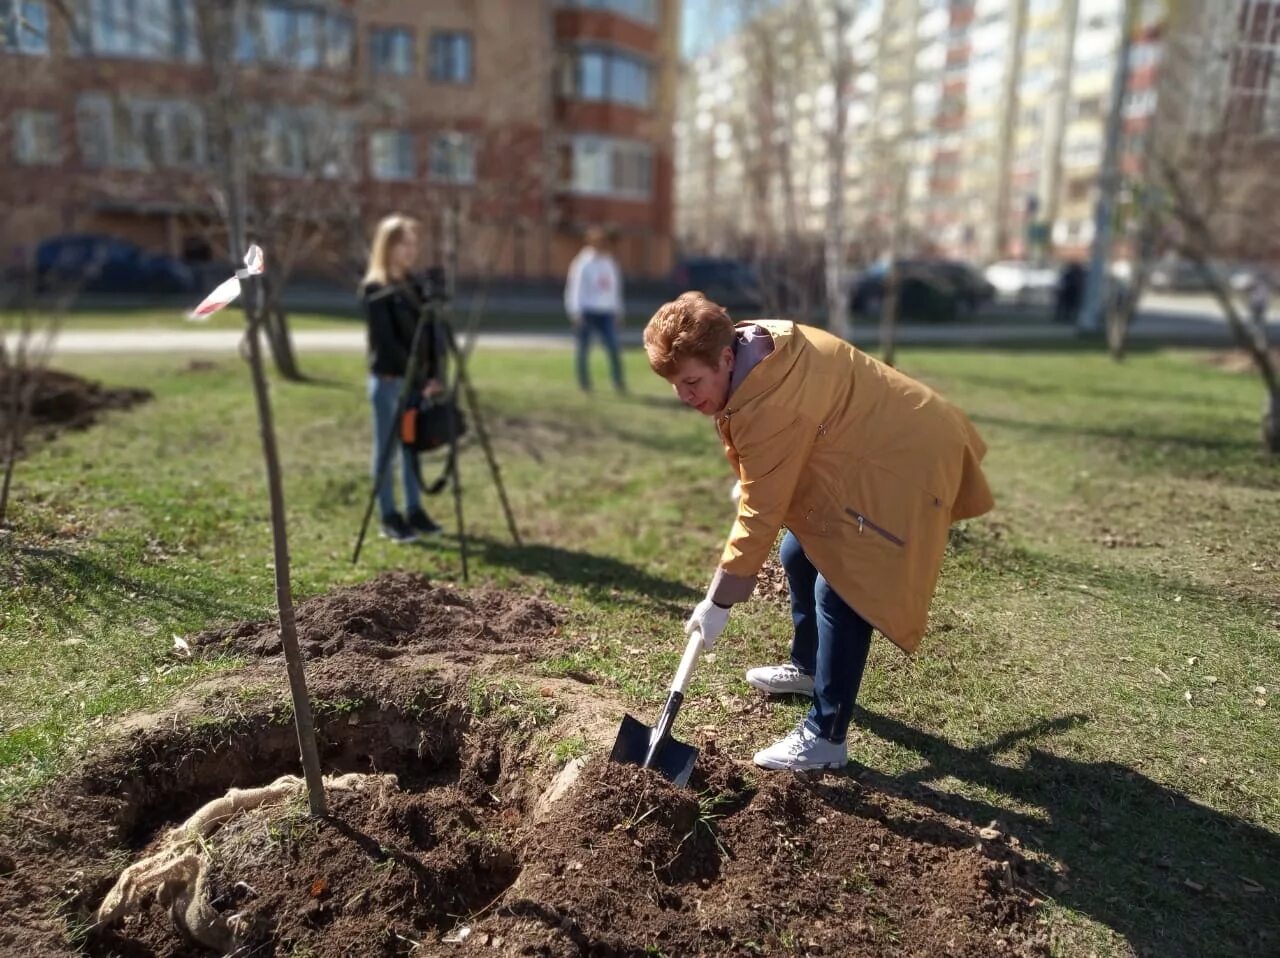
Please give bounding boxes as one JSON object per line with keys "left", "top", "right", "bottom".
{"left": 360, "top": 214, "right": 443, "bottom": 543}
{"left": 1055, "top": 261, "right": 1086, "bottom": 324}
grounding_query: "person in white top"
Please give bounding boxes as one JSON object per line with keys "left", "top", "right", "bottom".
{"left": 564, "top": 226, "right": 626, "bottom": 393}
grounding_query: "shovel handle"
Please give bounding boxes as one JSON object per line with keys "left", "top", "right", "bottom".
{"left": 670, "top": 629, "right": 703, "bottom": 696}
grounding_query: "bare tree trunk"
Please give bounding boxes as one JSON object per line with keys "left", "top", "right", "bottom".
{"left": 992, "top": 0, "right": 1030, "bottom": 260}
{"left": 1039, "top": 0, "right": 1081, "bottom": 263}
{"left": 824, "top": 1, "right": 852, "bottom": 340}
{"left": 879, "top": 0, "right": 921, "bottom": 368}
{"left": 0, "top": 395, "right": 24, "bottom": 527}
{"left": 1080, "top": 0, "right": 1138, "bottom": 333}
{"left": 1188, "top": 253, "right": 1280, "bottom": 453}
{"left": 879, "top": 212, "right": 905, "bottom": 368}
{"left": 220, "top": 0, "right": 327, "bottom": 815}
{"left": 262, "top": 273, "right": 304, "bottom": 382}
{"left": 239, "top": 272, "right": 330, "bottom": 809}
{"left": 1106, "top": 187, "right": 1158, "bottom": 361}
{"left": 0, "top": 293, "right": 58, "bottom": 528}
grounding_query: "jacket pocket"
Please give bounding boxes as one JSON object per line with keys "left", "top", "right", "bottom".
{"left": 844, "top": 507, "right": 906, "bottom": 547}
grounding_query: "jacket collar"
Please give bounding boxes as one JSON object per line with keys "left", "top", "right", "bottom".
{"left": 720, "top": 320, "right": 803, "bottom": 417}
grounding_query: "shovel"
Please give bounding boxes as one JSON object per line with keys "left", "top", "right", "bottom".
{"left": 609, "top": 630, "right": 704, "bottom": 786}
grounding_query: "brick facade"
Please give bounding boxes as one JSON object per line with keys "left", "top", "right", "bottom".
{"left": 0, "top": 0, "right": 677, "bottom": 283}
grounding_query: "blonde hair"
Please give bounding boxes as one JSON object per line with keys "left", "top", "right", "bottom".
{"left": 644, "top": 291, "right": 735, "bottom": 377}
{"left": 362, "top": 213, "right": 419, "bottom": 288}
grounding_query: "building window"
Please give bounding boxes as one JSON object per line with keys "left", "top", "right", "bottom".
{"left": 1075, "top": 96, "right": 1103, "bottom": 120}
{"left": 75, "top": 0, "right": 199, "bottom": 61}
{"left": 324, "top": 14, "right": 354, "bottom": 69}
{"left": 369, "top": 25, "right": 413, "bottom": 76}
{"left": 252, "top": 106, "right": 352, "bottom": 177}
{"left": 369, "top": 130, "right": 414, "bottom": 181}
{"left": 75, "top": 94, "right": 206, "bottom": 169}
{"left": 429, "top": 132, "right": 476, "bottom": 184}
{"left": 3, "top": 0, "right": 49, "bottom": 54}
{"left": 564, "top": 135, "right": 652, "bottom": 199}
{"left": 562, "top": 46, "right": 652, "bottom": 109}
{"left": 237, "top": 2, "right": 354, "bottom": 69}
{"left": 558, "top": 0, "right": 657, "bottom": 27}
{"left": 14, "top": 109, "right": 60, "bottom": 164}
{"left": 1123, "top": 88, "right": 1157, "bottom": 118}
{"left": 429, "top": 31, "right": 472, "bottom": 83}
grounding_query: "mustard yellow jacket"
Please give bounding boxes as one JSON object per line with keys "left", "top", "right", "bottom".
{"left": 714, "top": 321, "right": 993, "bottom": 653}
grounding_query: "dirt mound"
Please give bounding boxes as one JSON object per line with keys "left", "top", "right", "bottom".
{"left": 0, "top": 672, "right": 1047, "bottom": 958}
{"left": 0, "top": 367, "right": 151, "bottom": 448}
{"left": 491, "top": 758, "right": 1046, "bottom": 956}
{"left": 194, "top": 572, "right": 565, "bottom": 661}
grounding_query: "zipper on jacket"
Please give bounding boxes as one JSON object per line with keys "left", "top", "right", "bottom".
{"left": 845, "top": 508, "right": 905, "bottom": 547}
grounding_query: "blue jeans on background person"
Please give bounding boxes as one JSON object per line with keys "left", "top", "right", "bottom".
{"left": 368, "top": 375, "right": 421, "bottom": 519}
{"left": 779, "top": 530, "right": 874, "bottom": 743}
{"left": 576, "top": 310, "right": 625, "bottom": 392}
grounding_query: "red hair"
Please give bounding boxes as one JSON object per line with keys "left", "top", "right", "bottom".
{"left": 644, "top": 292, "right": 735, "bottom": 376}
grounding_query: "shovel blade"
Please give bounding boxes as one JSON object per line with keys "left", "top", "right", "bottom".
{"left": 609, "top": 713, "right": 698, "bottom": 787}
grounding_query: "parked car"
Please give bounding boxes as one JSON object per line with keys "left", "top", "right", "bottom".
{"left": 35, "top": 234, "right": 198, "bottom": 295}
{"left": 983, "top": 260, "right": 1058, "bottom": 306}
{"left": 849, "top": 261, "right": 961, "bottom": 323}
{"left": 927, "top": 259, "right": 996, "bottom": 312}
{"left": 672, "top": 257, "right": 763, "bottom": 310}
{"left": 1147, "top": 255, "right": 1202, "bottom": 292}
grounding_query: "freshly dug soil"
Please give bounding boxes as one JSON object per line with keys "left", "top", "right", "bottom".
{"left": 0, "top": 580, "right": 1047, "bottom": 957}
{"left": 0, "top": 367, "right": 151, "bottom": 450}
{"left": 0, "top": 701, "right": 1047, "bottom": 957}
{"left": 483, "top": 758, "right": 1047, "bottom": 957}
{"left": 193, "top": 571, "right": 565, "bottom": 662}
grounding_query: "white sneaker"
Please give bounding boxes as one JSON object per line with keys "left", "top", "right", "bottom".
{"left": 745, "top": 664, "right": 815, "bottom": 696}
{"left": 753, "top": 724, "right": 848, "bottom": 771}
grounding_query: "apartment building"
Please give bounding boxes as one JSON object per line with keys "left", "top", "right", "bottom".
{"left": 0, "top": 0, "right": 679, "bottom": 283}
{"left": 675, "top": 0, "right": 1203, "bottom": 264}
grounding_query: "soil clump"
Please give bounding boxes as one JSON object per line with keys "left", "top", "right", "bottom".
{"left": 0, "top": 367, "right": 151, "bottom": 452}
{"left": 193, "top": 572, "right": 564, "bottom": 663}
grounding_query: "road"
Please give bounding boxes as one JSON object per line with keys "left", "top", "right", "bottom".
{"left": 6, "top": 292, "right": 1274, "bottom": 357}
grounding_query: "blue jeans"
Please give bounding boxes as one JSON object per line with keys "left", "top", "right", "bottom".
{"left": 576, "top": 310, "right": 625, "bottom": 392}
{"left": 368, "top": 375, "right": 421, "bottom": 519}
{"left": 780, "top": 530, "right": 874, "bottom": 744}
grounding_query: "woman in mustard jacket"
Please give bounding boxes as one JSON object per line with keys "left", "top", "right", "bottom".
{"left": 645, "top": 292, "right": 993, "bottom": 771}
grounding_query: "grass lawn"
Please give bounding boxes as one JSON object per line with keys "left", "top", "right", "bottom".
{"left": 0, "top": 339, "right": 1276, "bottom": 957}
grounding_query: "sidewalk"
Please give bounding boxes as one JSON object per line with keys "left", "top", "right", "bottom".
{"left": 16, "top": 319, "right": 1276, "bottom": 357}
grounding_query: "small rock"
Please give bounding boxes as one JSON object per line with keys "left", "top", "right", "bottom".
{"left": 533, "top": 758, "right": 586, "bottom": 823}
{"left": 998, "top": 861, "right": 1014, "bottom": 890}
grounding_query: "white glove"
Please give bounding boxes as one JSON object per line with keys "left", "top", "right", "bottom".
{"left": 730, "top": 479, "right": 742, "bottom": 504}
{"left": 685, "top": 598, "right": 730, "bottom": 651}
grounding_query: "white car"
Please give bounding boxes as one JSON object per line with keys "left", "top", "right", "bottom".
{"left": 984, "top": 260, "right": 1059, "bottom": 306}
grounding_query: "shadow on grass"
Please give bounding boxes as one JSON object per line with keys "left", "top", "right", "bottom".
{"left": 833, "top": 711, "right": 1278, "bottom": 958}
{"left": 944, "top": 370, "right": 1249, "bottom": 409}
{"left": 471, "top": 536, "right": 697, "bottom": 611}
{"left": 8, "top": 543, "right": 254, "bottom": 627}
{"left": 969, "top": 412, "right": 1259, "bottom": 454}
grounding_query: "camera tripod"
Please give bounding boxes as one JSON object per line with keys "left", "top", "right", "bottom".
{"left": 351, "top": 269, "right": 520, "bottom": 579}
